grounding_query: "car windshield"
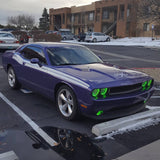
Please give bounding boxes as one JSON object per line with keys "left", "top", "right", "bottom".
{"left": 46, "top": 46, "right": 103, "bottom": 66}
{"left": 0, "top": 33, "right": 14, "bottom": 38}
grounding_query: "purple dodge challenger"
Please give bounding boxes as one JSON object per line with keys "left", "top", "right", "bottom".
{"left": 2, "top": 42, "right": 154, "bottom": 120}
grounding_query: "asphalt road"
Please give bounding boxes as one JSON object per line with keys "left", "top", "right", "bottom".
{"left": 86, "top": 45, "right": 160, "bottom": 68}
{"left": 0, "top": 45, "right": 160, "bottom": 160}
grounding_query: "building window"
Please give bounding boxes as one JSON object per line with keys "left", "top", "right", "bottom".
{"left": 63, "top": 14, "right": 65, "bottom": 24}
{"left": 119, "top": 5, "right": 124, "bottom": 20}
{"left": 71, "top": 14, "right": 74, "bottom": 23}
{"left": 78, "top": 14, "right": 81, "bottom": 24}
{"left": 155, "top": 25, "right": 160, "bottom": 35}
{"left": 102, "top": 9, "right": 109, "bottom": 19}
{"left": 82, "top": 13, "right": 85, "bottom": 24}
{"left": 127, "top": 5, "right": 131, "bottom": 17}
{"left": 88, "top": 12, "right": 94, "bottom": 21}
{"left": 143, "top": 23, "right": 150, "bottom": 31}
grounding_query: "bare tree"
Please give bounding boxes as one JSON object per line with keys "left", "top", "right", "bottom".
{"left": 138, "top": 0, "right": 160, "bottom": 23}
{"left": 8, "top": 14, "right": 35, "bottom": 30}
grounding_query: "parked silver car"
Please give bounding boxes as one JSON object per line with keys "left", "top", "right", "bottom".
{"left": 0, "top": 31, "right": 20, "bottom": 49}
{"left": 59, "top": 29, "right": 74, "bottom": 40}
{"left": 85, "top": 32, "right": 110, "bottom": 42}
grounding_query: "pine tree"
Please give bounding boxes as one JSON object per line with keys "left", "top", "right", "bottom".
{"left": 39, "top": 8, "right": 49, "bottom": 31}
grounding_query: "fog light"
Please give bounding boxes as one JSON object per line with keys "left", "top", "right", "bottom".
{"left": 96, "top": 110, "right": 103, "bottom": 116}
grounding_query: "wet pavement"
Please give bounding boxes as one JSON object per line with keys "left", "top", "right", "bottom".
{"left": 0, "top": 46, "right": 160, "bottom": 160}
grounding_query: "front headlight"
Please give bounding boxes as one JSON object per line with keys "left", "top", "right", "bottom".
{"left": 92, "top": 88, "right": 109, "bottom": 99}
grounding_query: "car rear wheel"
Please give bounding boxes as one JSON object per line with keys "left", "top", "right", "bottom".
{"left": 56, "top": 85, "right": 79, "bottom": 120}
{"left": 7, "top": 66, "right": 20, "bottom": 89}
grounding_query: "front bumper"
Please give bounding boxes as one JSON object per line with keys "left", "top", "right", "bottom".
{"left": 80, "top": 88, "right": 154, "bottom": 120}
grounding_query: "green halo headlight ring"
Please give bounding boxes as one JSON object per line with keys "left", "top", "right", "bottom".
{"left": 142, "top": 80, "right": 153, "bottom": 91}
{"left": 142, "top": 81, "right": 147, "bottom": 88}
{"left": 142, "top": 81, "right": 148, "bottom": 91}
{"left": 92, "top": 89, "right": 100, "bottom": 98}
{"left": 147, "top": 79, "right": 153, "bottom": 90}
{"left": 100, "top": 88, "right": 108, "bottom": 96}
{"left": 148, "top": 79, "right": 152, "bottom": 86}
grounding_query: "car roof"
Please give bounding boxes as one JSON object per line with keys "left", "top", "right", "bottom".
{"left": 22, "top": 42, "right": 83, "bottom": 49}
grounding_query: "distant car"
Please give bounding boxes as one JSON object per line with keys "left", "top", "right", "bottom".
{"left": 45, "top": 30, "right": 58, "bottom": 35}
{"left": 2, "top": 42, "right": 154, "bottom": 120}
{"left": 85, "top": 32, "right": 110, "bottom": 42}
{"left": 0, "top": 31, "right": 20, "bottom": 49}
{"left": 59, "top": 29, "right": 74, "bottom": 40}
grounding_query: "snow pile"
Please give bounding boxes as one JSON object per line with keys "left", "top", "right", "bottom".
{"left": 63, "top": 37, "right": 160, "bottom": 47}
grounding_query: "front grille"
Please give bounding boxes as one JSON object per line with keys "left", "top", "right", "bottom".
{"left": 109, "top": 83, "right": 142, "bottom": 96}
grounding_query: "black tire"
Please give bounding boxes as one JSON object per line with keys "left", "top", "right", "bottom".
{"left": 62, "top": 37, "right": 67, "bottom": 40}
{"left": 7, "top": 66, "right": 20, "bottom": 89}
{"left": 56, "top": 85, "right": 79, "bottom": 120}
{"left": 93, "top": 38, "right": 97, "bottom": 43}
{"left": 106, "top": 37, "right": 110, "bottom": 42}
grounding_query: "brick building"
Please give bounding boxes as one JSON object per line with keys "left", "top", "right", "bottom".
{"left": 49, "top": 0, "right": 158, "bottom": 37}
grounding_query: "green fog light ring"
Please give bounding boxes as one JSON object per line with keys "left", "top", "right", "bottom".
{"left": 96, "top": 110, "right": 103, "bottom": 116}
{"left": 92, "top": 89, "right": 100, "bottom": 98}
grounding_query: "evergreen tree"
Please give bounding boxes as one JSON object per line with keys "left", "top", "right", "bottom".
{"left": 39, "top": 8, "right": 49, "bottom": 31}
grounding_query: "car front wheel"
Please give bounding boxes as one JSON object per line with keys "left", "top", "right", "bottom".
{"left": 7, "top": 66, "right": 20, "bottom": 89}
{"left": 106, "top": 37, "right": 110, "bottom": 42}
{"left": 56, "top": 85, "right": 79, "bottom": 120}
{"left": 93, "top": 38, "right": 97, "bottom": 43}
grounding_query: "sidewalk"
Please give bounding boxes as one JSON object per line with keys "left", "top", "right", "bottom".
{"left": 114, "top": 140, "right": 160, "bottom": 160}
{"left": 133, "top": 68, "right": 160, "bottom": 82}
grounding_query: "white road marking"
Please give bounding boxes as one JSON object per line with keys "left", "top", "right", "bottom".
{"left": 92, "top": 49, "right": 160, "bottom": 63}
{"left": 0, "top": 92, "right": 58, "bottom": 147}
{"left": 0, "top": 151, "right": 18, "bottom": 160}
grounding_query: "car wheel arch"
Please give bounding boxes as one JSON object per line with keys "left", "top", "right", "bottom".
{"left": 54, "top": 82, "right": 77, "bottom": 101}
{"left": 7, "top": 64, "right": 12, "bottom": 71}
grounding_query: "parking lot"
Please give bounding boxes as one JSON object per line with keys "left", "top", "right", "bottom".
{"left": 0, "top": 45, "right": 160, "bottom": 160}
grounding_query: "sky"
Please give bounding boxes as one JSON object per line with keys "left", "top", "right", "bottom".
{"left": 0, "top": 0, "right": 97, "bottom": 26}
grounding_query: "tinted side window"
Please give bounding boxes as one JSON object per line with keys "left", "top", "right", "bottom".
{"left": 20, "top": 46, "right": 47, "bottom": 64}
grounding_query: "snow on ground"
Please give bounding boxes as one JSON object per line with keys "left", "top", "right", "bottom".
{"left": 62, "top": 37, "right": 160, "bottom": 47}
{"left": 95, "top": 106, "right": 160, "bottom": 140}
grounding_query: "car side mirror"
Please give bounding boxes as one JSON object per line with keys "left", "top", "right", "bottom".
{"left": 30, "top": 58, "right": 42, "bottom": 67}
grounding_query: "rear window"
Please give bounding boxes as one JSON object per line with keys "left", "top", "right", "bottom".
{"left": 86, "top": 33, "right": 92, "bottom": 36}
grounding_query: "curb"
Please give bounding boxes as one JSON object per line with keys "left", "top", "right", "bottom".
{"left": 92, "top": 108, "right": 160, "bottom": 136}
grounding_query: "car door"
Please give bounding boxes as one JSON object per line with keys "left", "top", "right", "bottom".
{"left": 19, "top": 46, "right": 54, "bottom": 97}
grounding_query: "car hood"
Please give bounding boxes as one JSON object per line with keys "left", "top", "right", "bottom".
{"left": 54, "top": 63, "right": 149, "bottom": 88}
